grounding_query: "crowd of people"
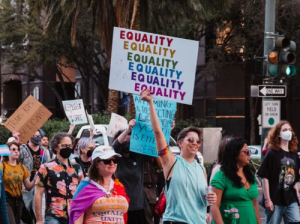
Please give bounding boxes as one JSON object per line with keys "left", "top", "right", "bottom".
{"left": 0, "top": 90, "right": 299, "bottom": 224}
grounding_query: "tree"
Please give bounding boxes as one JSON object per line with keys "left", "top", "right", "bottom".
{"left": 0, "top": 0, "right": 112, "bottom": 111}
{"left": 29, "top": 0, "right": 235, "bottom": 118}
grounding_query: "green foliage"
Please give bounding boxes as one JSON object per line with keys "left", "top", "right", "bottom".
{"left": 171, "top": 119, "right": 211, "bottom": 140}
{"left": 0, "top": 113, "right": 211, "bottom": 144}
{"left": 203, "top": 162, "right": 211, "bottom": 172}
{"left": 0, "top": 112, "right": 124, "bottom": 144}
{"left": 41, "top": 112, "right": 113, "bottom": 140}
{"left": 0, "top": 125, "right": 13, "bottom": 145}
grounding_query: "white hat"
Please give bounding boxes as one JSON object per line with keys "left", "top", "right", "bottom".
{"left": 7, "top": 137, "right": 16, "bottom": 143}
{"left": 92, "top": 146, "right": 122, "bottom": 161}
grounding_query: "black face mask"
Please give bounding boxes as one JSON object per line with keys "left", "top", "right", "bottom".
{"left": 30, "top": 136, "right": 41, "bottom": 146}
{"left": 87, "top": 150, "right": 94, "bottom": 158}
{"left": 120, "top": 141, "right": 130, "bottom": 153}
{"left": 60, "top": 147, "right": 72, "bottom": 159}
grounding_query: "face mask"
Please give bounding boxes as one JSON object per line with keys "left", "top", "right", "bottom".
{"left": 60, "top": 147, "right": 72, "bottom": 159}
{"left": 87, "top": 150, "right": 94, "bottom": 158}
{"left": 30, "top": 136, "right": 41, "bottom": 146}
{"left": 281, "top": 130, "right": 292, "bottom": 141}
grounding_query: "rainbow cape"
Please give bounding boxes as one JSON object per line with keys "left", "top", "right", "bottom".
{"left": 69, "top": 178, "right": 129, "bottom": 224}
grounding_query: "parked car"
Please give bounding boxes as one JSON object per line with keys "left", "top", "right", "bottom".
{"left": 248, "top": 145, "right": 262, "bottom": 159}
{"left": 76, "top": 125, "right": 204, "bottom": 164}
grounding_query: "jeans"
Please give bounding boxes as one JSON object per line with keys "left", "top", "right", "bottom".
{"left": 45, "top": 216, "right": 63, "bottom": 224}
{"left": 265, "top": 202, "right": 300, "bottom": 224}
{"left": 21, "top": 188, "right": 46, "bottom": 224}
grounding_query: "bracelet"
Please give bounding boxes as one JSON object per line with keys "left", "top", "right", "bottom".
{"left": 157, "top": 145, "right": 169, "bottom": 157}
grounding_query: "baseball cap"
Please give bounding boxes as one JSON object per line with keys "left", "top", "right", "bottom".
{"left": 7, "top": 137, "right": 16, "bottom": 143}
{"left": 92, "top": 146, "right": 122, "bottom": 161}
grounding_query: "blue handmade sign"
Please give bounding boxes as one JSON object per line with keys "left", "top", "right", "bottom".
{"left": 130, "top": 95, "right": 176, "bottom": 157}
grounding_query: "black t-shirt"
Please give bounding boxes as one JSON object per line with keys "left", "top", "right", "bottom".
{"left": 257, "top": 148, "right": 300, "bottom": 206}
{"left": 112, "top": 139, "right": 147, "bottom": 211}
{"left": 28, "top": 145, "right": 41, "bottom": 181}
{"left": 81, "top": 160, "right": 91, "bottom": 177}
{"left": 75, "top": 157, "right": 91, "bottom": 177}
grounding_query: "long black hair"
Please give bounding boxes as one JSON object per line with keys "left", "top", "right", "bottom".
{"left": 221, "top": 138, "right": 255, "bottom": 188}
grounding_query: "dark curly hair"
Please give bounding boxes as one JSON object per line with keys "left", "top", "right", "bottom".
{"left": 267, "top": 120, "right": 298, "bottom": 153}
{"left": 50, "top": 132, "right": 74, "bottom": 155}
{"left": 221, "top": 138, "right": 255, "bottom": 188}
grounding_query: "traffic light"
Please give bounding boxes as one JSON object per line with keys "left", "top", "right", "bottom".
{"left": 267, "top": 51, "right": 279, "bottom": 76}
{"left": 276, "top": 37, "right": 297, "bottom": 77}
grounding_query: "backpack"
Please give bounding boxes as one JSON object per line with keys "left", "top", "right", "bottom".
{"left": 207, "top": 160, "right": 218, "bottom": 185}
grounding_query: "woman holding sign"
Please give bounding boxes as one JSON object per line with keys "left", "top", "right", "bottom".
{"left": 140, "top": 89, "right": 217, "bottom": 224}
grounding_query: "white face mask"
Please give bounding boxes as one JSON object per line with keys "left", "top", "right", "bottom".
{"left": 281, "top": 130, "right": 292, "bottom": 141}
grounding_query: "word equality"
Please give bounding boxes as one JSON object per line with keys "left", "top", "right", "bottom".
{"left": 120, "top": 30, "right": 174, "bottom": 47}
{"left": 124, "top": 42, "right": 176, "bottom": 58}
{"left": 128, "top": 53, "right": 178, "bottom": 69}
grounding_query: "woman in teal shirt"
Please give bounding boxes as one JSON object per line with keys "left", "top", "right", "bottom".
{"left": 211, "top": 138, "right": 261, "bottom": 224}
{"left": 140, "top": 89, "right": 217, "bottom": 224}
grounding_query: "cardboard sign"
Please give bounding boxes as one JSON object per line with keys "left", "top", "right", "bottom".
{"left": 109, "top": 27, "right": 199, "bottom": 105}
{"left": 86, "top": 110, "right": 95, "bottom": 132}
{"left": 106, "top": 113, "right": 128, "bottom": 137}
{"left": 4, "top": 95, "right": 52, "bottom": 143}
{"left": 62, "top": 99, "right": 87, "bottom": 124}
{"left": 130, "top": 95, "right": 176, "bottom": 157}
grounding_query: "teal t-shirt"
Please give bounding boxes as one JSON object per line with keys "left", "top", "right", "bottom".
{"left": 163, "top": 155, "right": 207, "bottom": 223}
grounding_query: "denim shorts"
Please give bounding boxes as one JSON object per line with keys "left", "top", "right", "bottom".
{"left": 265, "top": 202, "right": 300, "bottom": 224}
{"left": 45, "top": 216, "right": 63, "bottom": 224}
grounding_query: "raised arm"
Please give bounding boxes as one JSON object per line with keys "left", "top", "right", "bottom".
{"left": 140, "top": 89, "right": 175, "bottom": 178}
{"left": 68, "top": 123, "right": 76, "bottom": 134}
{"left": 117, "top": 119, "right": 136, "bottom": 144}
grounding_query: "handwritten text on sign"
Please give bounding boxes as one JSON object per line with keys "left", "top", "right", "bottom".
{"left": 4, "top": 95, "right": 52, "bottom": 143}
{"left": 62, "top": 99, "right": 87, "bottom": 125}
{"left": 109, "top": 27, "right": 198, "bottom": 105}
{"left": 130, "top": 95, "right": 176, "bottom": 157}
{"left": 107, "top": 113, "right": 128, "bottom": 138}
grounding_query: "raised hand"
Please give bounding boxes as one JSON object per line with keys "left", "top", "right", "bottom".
{"left": 140, "top": 89, "right": 153, "bottom": 102}
{"left": 127, "top": 119, "right": 136, "bottom": 132}
{"left": 12, "top": 131, "right": 22, "bottom": 144}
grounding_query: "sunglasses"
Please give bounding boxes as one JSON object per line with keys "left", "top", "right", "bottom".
{"left": 101, "top": 158, "right": 120, "bottom": 165}
{"left": 241, "top": 150, "right": 251, "bottom": 156}
{"left": 186, "top": 137, "right": 202, "bottom": 145}
{"left": 11, "top": 148, "right": 20, "bottom": 152}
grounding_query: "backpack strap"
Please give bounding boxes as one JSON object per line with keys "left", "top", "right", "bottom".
{"left": 166, "top": 160, "right": 177, "bottom": 190}
{"left": 2, "top": 162, "right": 5, "bottom": 175}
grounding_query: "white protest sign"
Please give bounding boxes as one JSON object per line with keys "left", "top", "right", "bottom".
{"left": 62, "top": 99, "right": 87, "bottom": 124}
{"left": 86, "top": 110, "right": 95, "bottom": 132}
{"left": 109, "top": 27, "right": 199, "bottom": 105}
{"left": 107, "top": 113, "right": 128, "bottom": 137}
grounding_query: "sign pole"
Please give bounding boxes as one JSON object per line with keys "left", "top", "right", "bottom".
{"left": 261, "top": 0, "right": 276, "bottom": 160}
